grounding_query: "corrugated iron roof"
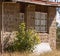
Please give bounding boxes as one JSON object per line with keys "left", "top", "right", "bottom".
{"left": 16, "top": 1, "right": 60, "bottom": 7}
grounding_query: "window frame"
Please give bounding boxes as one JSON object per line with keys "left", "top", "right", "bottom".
{"left": 35, "top": 12, "right": 48, "bottom": 33}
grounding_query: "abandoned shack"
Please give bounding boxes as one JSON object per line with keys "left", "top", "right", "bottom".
{"left": 0, "top": 0, "right": 60, "bottom": 52}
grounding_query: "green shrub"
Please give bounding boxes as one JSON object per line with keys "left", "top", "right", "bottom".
{"left": 4, "top": 23, "right": 40, "bottom": 52}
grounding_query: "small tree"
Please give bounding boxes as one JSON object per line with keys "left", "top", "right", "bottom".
{"left": 14, "top": 23, "right": 40, "bottom": 51}
{"left": 4, "top": 23, "right": 40, "bottom": 52}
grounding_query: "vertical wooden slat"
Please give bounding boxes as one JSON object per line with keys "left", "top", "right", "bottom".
{"left": 25, "top": 4, "right": 35, "bottom": 29}
{"left": 0, "top": 2, "right": 2, "bottom": 52}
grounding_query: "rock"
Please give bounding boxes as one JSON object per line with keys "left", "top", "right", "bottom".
{"left": 33, "top": 43, "right": 52, "bottom": 55}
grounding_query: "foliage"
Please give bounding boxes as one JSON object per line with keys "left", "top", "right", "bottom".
{"left": 57, "top": 27, "right": 60, "bottom": 39}
{"left": 56, "top": 22, "right": 60, "bottom": 49}
{"left": 56, "top": 22, "right": 60, "bottom": 39}
{"left": 4, "top": 23, "right": 40, "bottom": 52}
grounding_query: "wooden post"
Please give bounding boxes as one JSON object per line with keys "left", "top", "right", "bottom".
{"left": 25, "top": 4, "right": 35, "bottom": 29}
{"left": 0, "top": 2, "right": 2, "bottom": 53}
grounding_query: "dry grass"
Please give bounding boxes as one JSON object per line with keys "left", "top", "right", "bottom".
{"left": 40, "top": 50, "right": 60, "bottom": 56}
{"left": 1, "top": 50, "right": 60, "bottom": 56}
{"left": 2, "top": 52, "right": 34, "bottom": 56}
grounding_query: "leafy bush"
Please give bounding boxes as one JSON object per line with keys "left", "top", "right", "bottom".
{"left": 4, "top": 23, "right": 40, "bottom": 52}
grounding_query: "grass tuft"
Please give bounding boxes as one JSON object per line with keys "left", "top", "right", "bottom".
{"left": 1, "top": 50, "right": 60, "bottom": 56}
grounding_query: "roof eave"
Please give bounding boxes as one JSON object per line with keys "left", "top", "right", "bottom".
{"left": 16, "top": 1, "right": 60, "bottom": 7}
